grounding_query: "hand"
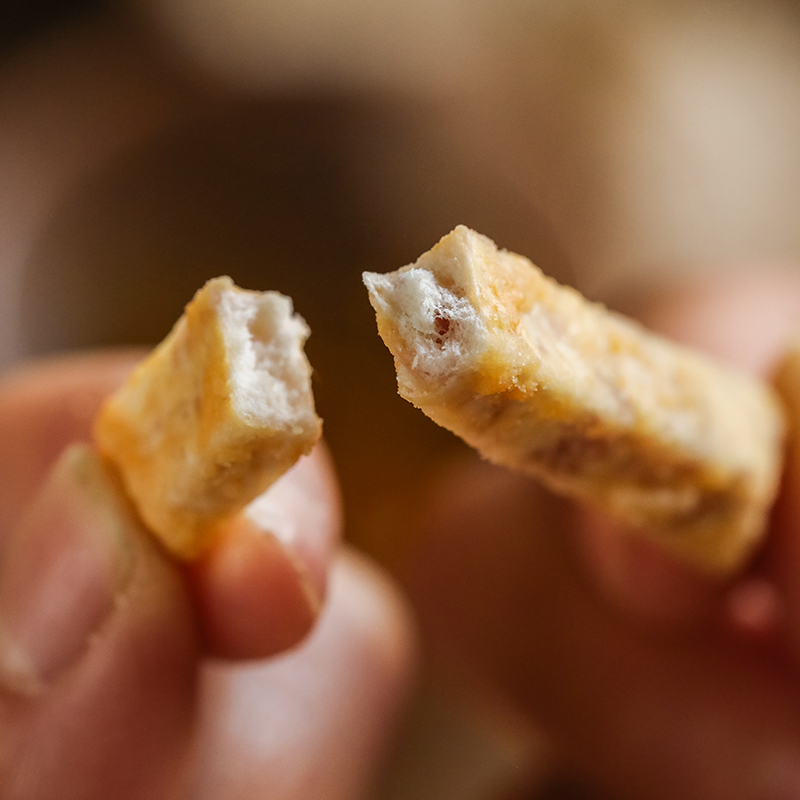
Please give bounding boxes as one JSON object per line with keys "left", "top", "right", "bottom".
{"left": 407, "top": 271, "right": 800, "bottom": 800}
{"left": 0, "top": 352, "right": 415, "bottom": 800}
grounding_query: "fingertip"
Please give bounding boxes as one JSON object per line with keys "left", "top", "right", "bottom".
{"left": 188, "top": 549, "right": 417, "bottom": 800}
{"left": 191, "top": 517, "right": 321, "bottom": 659}
{"left": 244, "top": 444, "right": 342, "bottom": 597}
{"left": 334, "top": 547, "right": 419, "bottom": 683}
{"left": 190, "top": 446, "right": 342, "bottom": 660}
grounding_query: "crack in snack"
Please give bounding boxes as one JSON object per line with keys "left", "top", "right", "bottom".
{"left": 364, "top": 226, "right": 785, "bottom": 575}
{"left": 94, "top": 277, "right": 321, "bottom": 559}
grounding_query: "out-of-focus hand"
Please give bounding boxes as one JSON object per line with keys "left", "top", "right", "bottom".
{"left": 0, "top": 352, "right": 415, "bottom": 800}
{"left": 408, "top": 272, "right": 800, "bottom": 800}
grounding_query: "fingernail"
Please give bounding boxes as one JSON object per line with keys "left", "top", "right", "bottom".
{"left": 243, "top": 452, "right": 337, "bottom": 605}
{"left": 240, "top": 512, "right": 322, "bottom": 620}
{"left": 0, "top": 444, "right": 134, "bottom": 694}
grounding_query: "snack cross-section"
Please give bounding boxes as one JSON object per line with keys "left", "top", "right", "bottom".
{"left": 94, "top": 277, "right": 322, "bottom": 559}
{"left": 364, "top": 226, "right": 785, "bottom": 575}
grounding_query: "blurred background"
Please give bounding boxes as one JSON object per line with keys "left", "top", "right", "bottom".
{"left": 3, "top": 0, "right": 800, "bottom": 797}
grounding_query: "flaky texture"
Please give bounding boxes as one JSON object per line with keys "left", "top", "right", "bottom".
{"left": 364, "top": 226, "right": 785, "bottom": 575}
{"left": 94, "top": 277, "right": 321, "bottom": 559}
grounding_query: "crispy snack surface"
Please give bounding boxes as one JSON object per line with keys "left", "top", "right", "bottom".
{"left": 94, "top": 277, "right": 321, "bottom": 558}
{"left": 364, "top": 226, "right": 785, "bottom": 575}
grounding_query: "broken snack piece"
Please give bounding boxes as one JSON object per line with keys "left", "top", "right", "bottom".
{"left": 364, "top": 226, "right": 785, "bottom": 575}
{"left": 94, "top": 277, "right": 321, "bottom": 559}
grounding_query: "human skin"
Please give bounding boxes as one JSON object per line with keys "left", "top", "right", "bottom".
{"left": 0, "top": 352, "right": 416, "bottom": 800}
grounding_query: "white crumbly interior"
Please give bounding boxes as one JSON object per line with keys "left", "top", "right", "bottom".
{"left": 363, "top": 268, "right": 486, "bottom": 382}
{"left": 218, "top": 289, "right": 312, "bottom": 425}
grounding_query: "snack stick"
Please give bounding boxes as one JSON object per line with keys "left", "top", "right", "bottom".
{"left": 364, "top": 226, "right": 785, "bottom": 575}
{"left": 94, "top": 277, "right": 322, "bottom": 559}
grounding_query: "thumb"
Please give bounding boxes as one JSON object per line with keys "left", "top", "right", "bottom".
{"left": 0, "top": 444, "right": 200, "bottom": 800}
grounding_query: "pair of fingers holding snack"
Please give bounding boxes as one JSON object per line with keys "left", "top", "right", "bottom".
{"left": 0, "top": 354, "right": 413, "bottom": 799}
{"left": 4, "top": 230, "right": 800, "bottom": 800}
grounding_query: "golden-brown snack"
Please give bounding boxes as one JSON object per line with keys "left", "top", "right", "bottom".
{"left": 364, "top": 226, "right": 785, "bottom": 575}
{"left": 94, "top": 277, "right": 321, "bottom": 559}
